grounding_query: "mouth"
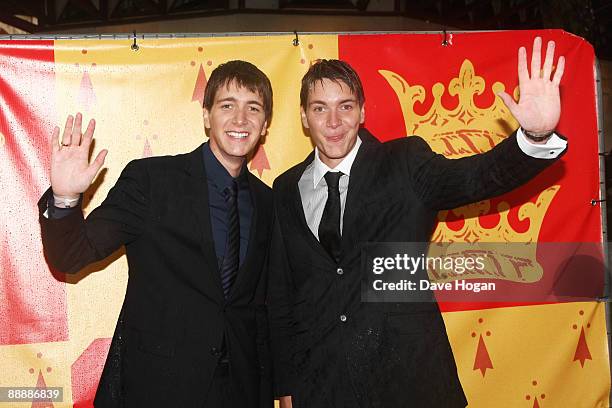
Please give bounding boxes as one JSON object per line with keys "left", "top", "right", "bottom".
{"left": 226, "top": 131, "right": 249, "bottom": 140}
{"left": 325, "top": 133, "right": 344, "bottom": 143}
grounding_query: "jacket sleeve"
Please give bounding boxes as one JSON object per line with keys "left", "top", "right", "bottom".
{"left": 38, "top": 160, "right": 150, "bottom": 274}
{"left": 404, "top": 130, "right": 567, "bottom": 210}
{"left": 267, "top": 201, "right": 298, "bottom": 398}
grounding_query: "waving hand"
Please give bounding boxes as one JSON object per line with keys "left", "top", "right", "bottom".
{"left": 498, "top": 37, "right": 565, "bottom": 135}
{"left": 50, "top": 113, "right": 107, "bottom": 198}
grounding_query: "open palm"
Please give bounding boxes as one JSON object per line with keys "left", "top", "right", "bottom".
{"left": 50, "top": 113, "right": 107, "bottom": 197}
{"left": 498, "top": 37, "right": 565, "bottom": 135}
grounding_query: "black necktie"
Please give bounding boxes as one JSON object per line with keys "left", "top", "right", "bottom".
{"left": 220, "top": 180, "right": 239, "bottom": 298}
{"left": 319, "top": 171, "right": 343, "bottom": 263}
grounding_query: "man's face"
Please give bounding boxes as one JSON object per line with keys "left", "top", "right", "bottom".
{"left": 204, "top": 80, "right": 268, "bottom": 167}
{"left": 301, "top": 78, "right": 365, "bottom": 169}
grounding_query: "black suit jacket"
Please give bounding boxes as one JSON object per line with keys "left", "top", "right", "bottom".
{"left": 268, "top": 129, "right": 564, "bottom": 408}
{"left": 38, "top": 144, "right": 274, "bottom": 408}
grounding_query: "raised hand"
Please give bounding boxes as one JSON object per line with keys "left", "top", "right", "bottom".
{"left": 498, "top": 36, "right": 565, "bottom": 135}
{"left": 50, "top": 113, "right": 108, "bottom": 198}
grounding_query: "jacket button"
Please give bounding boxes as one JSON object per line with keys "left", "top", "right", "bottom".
{"left": 210, "top": 347, "right": 220, "bottom": 356}
{"left": 340, "top": 314, "right": 347, "bottom": 322}
{"left": 336, "top": 268, "right": 344, "bottom": 275}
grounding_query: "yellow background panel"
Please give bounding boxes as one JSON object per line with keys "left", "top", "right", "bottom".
{"left": 443, "top": 302, "right": 610, "bottom": 407}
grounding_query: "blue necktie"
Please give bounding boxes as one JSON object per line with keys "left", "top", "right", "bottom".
{"left": 220, "top": 180, "right": 239, "bottom": 298}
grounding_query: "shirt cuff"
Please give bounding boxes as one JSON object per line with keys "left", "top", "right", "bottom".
{"left": 43, "top": 193, "right": 80, "bottom": 219}
{"left": 516, "top": 128, "right": 567, "bottom": 159}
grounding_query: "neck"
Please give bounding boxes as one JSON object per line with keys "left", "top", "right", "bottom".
{"left": 209, "top": 144, "right": 244, "bottom": 178}
{"left": 320, "top": 156, "right": 343, "bottom": 169}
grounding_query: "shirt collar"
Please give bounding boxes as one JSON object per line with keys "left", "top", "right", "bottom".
{"left": 203, "top": 142, "right": 248, "bottom": 190}
{"left": 313, "top": 136, "right": 362, "bottom": 188}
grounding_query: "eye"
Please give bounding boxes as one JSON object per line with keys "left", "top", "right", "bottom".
{"left": 248, "top": 105, "right": 261, "bottom": 112}
{"left": 312, "top": 105, "right": 325, "bottom": 113}
{"left": 220, "top": 103, "right": 233, "bottom": 109}
{"left": 340, "top": 104, "right": 354, "bottom": 111}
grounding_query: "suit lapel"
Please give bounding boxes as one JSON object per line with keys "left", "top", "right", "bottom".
{"left": 290, "top": 152, "right": 332, "bottom": 261}
{"left": 290, "top": 131, "right": 381, "bottom": 264}
{"left": 185, "top": 145, "right": 225, "bottom": 302}
{"left": 341, "top": 129, "right": 380, "bottom": 258}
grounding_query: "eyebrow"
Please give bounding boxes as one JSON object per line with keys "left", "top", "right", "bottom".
{"left": 308, "top": 98, "right": 357, "bottom": 106}
{"left": 216, "top": 97, "right": 264, "bottom": 107}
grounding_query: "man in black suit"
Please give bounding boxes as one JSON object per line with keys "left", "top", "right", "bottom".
{"left": 268, "top": 37, "right": 567, "bottom": 407}
{"left": 39, "top": 61, "right": 274, "bottom": 408}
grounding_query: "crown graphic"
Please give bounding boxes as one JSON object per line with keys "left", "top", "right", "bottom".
{"left": 380, "top": 60, "right": 560, "bottom": 284}
{"left": 425, "top": 187, "right": 558, "bottom": 284}
{"left": 380, "top": 59, "right": 520, "bottom": 159}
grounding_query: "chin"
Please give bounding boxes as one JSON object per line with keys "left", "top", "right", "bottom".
{"left": 227, "top": 138, "right": 251, "bottom": 148}
{"left": 229, "top": 149, "right": 249, "bottom": 158}
{"left": 328, "top": 147, "right": 350, "bottom": 159}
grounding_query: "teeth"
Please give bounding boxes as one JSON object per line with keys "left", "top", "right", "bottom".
{"left": 227, "top": 131, "right": 249, "bottom": 139}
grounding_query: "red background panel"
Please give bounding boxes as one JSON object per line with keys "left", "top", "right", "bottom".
{"left": 339, "top": 30, "right": 601, "bottom": 311}
{"left": 0, "top": 40, "right": 68, "bottom": 344}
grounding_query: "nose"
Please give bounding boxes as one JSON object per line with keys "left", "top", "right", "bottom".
{"left": 327, "top": 110, "right": 341, "bottom": 128}
{"left": 233, "top": 107, "right": 247, "bottom": 125}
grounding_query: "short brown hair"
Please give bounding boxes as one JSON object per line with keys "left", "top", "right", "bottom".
{"left": 300, "top": 59, "right": 365, "bottom": 108}
{"left": 204, "top": 60, "right": 273, "bottom": 124}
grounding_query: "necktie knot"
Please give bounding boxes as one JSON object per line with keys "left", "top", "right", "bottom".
{"left": 324, "top": 171, "right": 342, "bottom": 192}
{"left": 224, "top": 180, "right": 238, "bottom": 203}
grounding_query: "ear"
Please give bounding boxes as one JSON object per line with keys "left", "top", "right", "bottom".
{"left": 300, "top": 107, "right": 310, "bottom": 129}
{"left": 203, "top": 108, "right": 211, "bottom": 129}
{"left": 359, "top": 104, "right": 365, "bottom": 124}
{"left": 260, "top": 121, "right": 268, "bottom": 136}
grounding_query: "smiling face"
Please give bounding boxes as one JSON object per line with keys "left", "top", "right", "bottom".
{"left": 203, "top": 80, "right": 268, "bottom": 175}
{"left": 301, "top": 78, "right": 365, "bottom": 169}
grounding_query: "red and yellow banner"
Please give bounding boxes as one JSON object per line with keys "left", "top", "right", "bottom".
{"left": 0, "top": 31, "right": 608, "bottom": 407}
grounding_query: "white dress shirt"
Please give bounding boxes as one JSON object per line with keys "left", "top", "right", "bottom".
{"left": 298, "top": 137, "right": 361, "bottom": 239}
{"left": 297, "top": 129, "right": 566, "bottom": 239}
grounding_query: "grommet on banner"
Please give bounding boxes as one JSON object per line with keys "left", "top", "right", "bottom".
{"left": 293, "top": 31, "right": 299, "bottom": 47}
{"left": 131, "top": 31, "right": 139, "bottom": 51}
{"left": 442, "top": 29, "right": 450, "bottom": 47}
{"left": 591, "top": 199, "right": 606, "bottom": 206}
